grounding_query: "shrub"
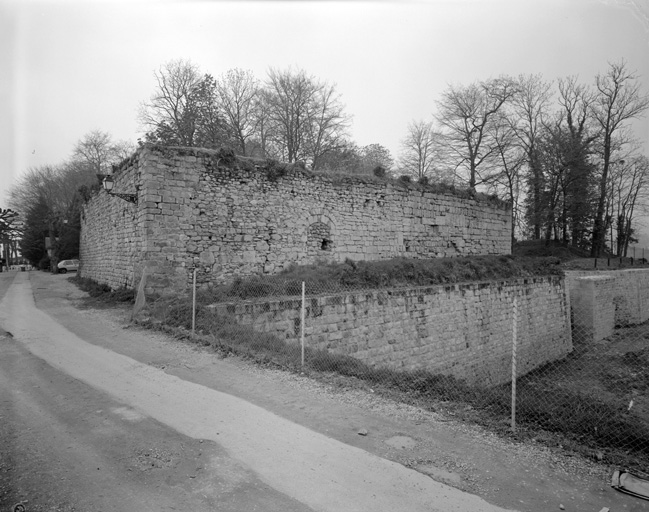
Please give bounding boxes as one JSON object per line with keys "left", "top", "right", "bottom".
{"left": 265, "top": 159, "right": 288, "bottom": 181}
{"left": 237, "top": 158, "right": 256, "bottom": 172}
{"left": 192, "top": 255, "right": 564, "bottom": 302}
{"left": 71, "top": 276, "right": 134, "bottom": 302}
{"left": 372, "top": 166, "right": 386, "bottom": 178}
{"left": 215, "top": 147, "right": 236, "bottom": 166}
{"left": 38, "top": 256, "right": 51, "bottom": 271}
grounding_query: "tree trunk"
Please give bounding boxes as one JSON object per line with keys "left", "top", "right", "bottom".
{"left": 623, "top": 218, "right": 633, "bottom": 257}
{"left": 591, "top": 140, "right": 612, "bottom": 257}
{"left": 48, "top": 222, "right": 59, "bottom": 274}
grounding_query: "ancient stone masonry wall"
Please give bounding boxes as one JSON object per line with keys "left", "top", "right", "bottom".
{"left": 190, "top": 162, "right": 511, "bottom": 283}
{"left": 211, "top": 276, "right": 571, "bottom": 386}
{"left": 79, "top": 153, "right": 143, "bottom": 290}
{"left": 80, "top": 146, "right": 511, "bottom": 294}
{"left": 86, "top": 146, "right": 509, "bottom": 294}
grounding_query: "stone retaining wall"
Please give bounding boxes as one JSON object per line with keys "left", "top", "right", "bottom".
{"left": 211, "top": 276, "right": 572, "bottom": 386}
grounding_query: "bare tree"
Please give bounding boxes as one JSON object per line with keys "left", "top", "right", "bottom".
{"left": 485, "top": 113, "right": 526, "bottom": 246}
{"left": 509, "top": 74, "right": 553, "bottom": 239}
{"left": 112, "top": 140, "right": 137, "bottom": 161}
{"left": 263, "top": 67, "right": 320, "bottom": 163}
{"left": 216, "top": 69, "right": 260, "bottom": 156}
{"left": 608, "top": 155, "right": 649, "bottom": 255}
{"left": 248, "top": 87, "right": 275, "bottom": 159}
{"left": 262, "top": 68, "right": 350, "bottom": 168}
{"left": 360, "top": 143, "right": 394, "bottom": 173}
{"left": 305, "top": 82, "right": 350, "bottom": 171}
{"left": 590, "top": 61, "right": 649, "bottom": 256}
{"left": 9, "top": 166, "right": 60, "bottom": 218}
{"left": 73, "top": 130, "right": 134, "bottom": 175}
{"left": 9, "top": 164, "right": 94, "bottom": 270}
{"left": 398, "top": 120, "right": 445, "bottom": 180}
{"left": 316, "top": 141, "right": 364, "bottom": 174}
{"left": 435, "top": 76, "right": 518, "bottom": 190}
{"left": 139, "top": 59, "right": 229, "bottom": 148}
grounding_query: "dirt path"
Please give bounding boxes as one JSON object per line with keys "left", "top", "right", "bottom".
{"left": 1, "top": 271, "right": 518, "bottom": 512}
{"left": 0, "top": 333, "right": 315, "bottom": 512}
{"left": 2, "top": 270, "right": 645, "bottom": 511}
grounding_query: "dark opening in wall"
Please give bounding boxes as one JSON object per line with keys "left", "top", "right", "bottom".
{"left": 307, "top": 221, "right": 333, "bottom": 257}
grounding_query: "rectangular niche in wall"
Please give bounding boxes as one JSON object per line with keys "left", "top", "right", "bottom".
{"left": 308, "top": 222, "right": 333, "bottom": 255}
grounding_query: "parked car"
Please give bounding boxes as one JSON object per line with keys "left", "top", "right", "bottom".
{"left": 57, "top": 259, "right": 79, "bottom": 273}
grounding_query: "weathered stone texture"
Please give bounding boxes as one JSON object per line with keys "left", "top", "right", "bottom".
{"left": 81, "top": 146, "right": 512, "bottom": 294}
{"left": 80, "top": 153, "right": 143, "bottom": 290}
{"left": 212, "top": 276, "right": 571, "bottom": 386}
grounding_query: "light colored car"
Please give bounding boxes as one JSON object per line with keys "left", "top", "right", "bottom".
{"left": 57, "top": 259, "right": 79, "bottom": 273}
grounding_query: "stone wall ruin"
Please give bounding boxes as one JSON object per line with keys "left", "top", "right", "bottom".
{"left": 80, "top": 145, "right": 512, "bottom": 294}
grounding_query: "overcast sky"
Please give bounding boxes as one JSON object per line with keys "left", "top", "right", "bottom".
{"left": 1, "top": 0, "right": 648, "bottom": 209}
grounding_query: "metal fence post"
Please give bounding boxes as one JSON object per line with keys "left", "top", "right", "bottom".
{"left": 301, "top": 281, "right": 306, "bottom": 369}
{"left": 511, "top": 295, "right": 518, "bottom": 432}
{"left": 192, "top": 268, "right": 197, "bottom": 337}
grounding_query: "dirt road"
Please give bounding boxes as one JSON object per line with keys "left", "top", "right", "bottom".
{"left": 1, "top": 271, "right": 516, "bottom": 511}
{"left": 0, "top": 328, "right": 313, "bottom": 512}
{"left": 0, "top": 271, "right": 644, "bottom": 511}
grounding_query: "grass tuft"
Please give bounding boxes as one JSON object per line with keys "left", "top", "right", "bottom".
{"left": 195, "top": 255, "right": 563, "bottom": 302}
{"left": 71, "top": 276, "right": 135, "bottom": 302}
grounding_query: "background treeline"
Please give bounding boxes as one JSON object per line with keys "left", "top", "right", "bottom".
{"left": 7, "top": 59, "right": 649, "bottom": 270}
{"left": 137, "top": 59, "right": 649, "bottom": 257}
{"left": 7, "top": 133, "right": 135, "bottom": 270}
{"left": 138, "top": 62, "right": 396, "bottom": 175}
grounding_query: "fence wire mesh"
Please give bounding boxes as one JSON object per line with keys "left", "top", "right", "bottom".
{"left": 144, "top": 269, "right": 649, "bottom": 471}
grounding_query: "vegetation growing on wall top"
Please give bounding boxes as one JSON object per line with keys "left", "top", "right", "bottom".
{"left": 143, "top": 144, "right": 509, "bottom": 208}
{"left": 193, "top": 255, "right": 563, "bottom": 301}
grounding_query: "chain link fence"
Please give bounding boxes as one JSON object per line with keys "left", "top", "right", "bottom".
{"left": 142, "top": 266, "right": 649, "bottom": 472}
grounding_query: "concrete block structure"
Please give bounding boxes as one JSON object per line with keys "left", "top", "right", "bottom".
{"left": 565, "top": 269, "right": 649, "bottom": 343}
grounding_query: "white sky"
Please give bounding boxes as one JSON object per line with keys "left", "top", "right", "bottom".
{"left": 1, "top": 0, "right": 648, "bottom": 209}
